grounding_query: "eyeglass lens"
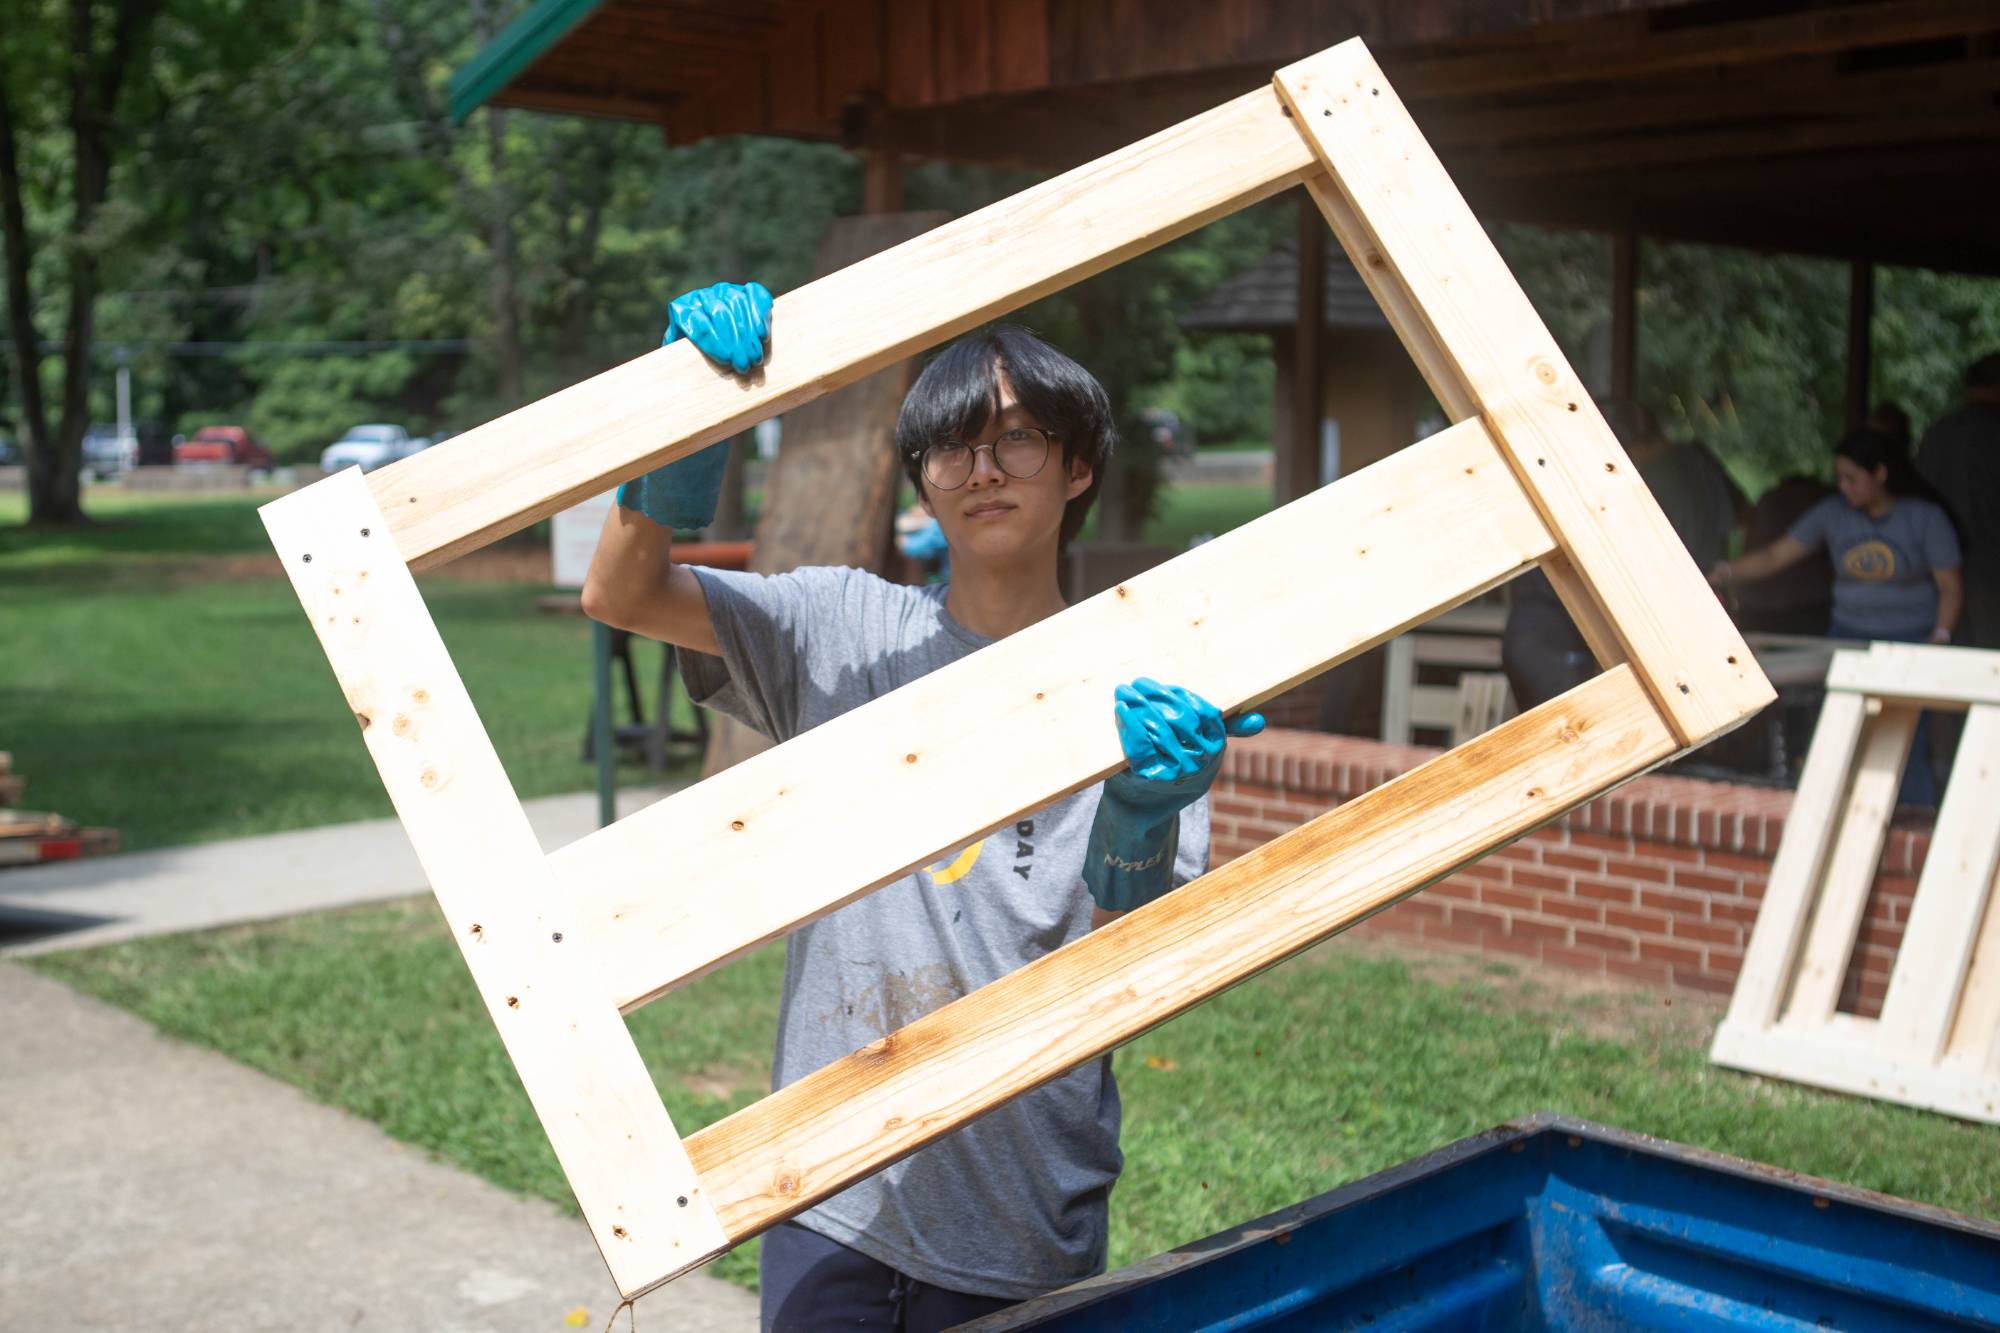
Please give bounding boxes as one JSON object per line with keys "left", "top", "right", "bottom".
{"left": 922, "top": 428, "right": 1051, "bottom": 490}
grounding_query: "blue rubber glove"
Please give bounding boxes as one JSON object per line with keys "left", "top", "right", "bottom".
{"left": 615, "top": 280, "right": 773, "bottom": 530}
{"left": 1084, "top": 678, "right": 1265, "bottom": 913}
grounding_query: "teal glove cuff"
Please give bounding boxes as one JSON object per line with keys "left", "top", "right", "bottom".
{"left": 615, "top": 443, "right": 729, "bottom": 531}
{"left": 1082, "top": 678, "right": 1264, "bottom": 914}
{"left": 1084, "top": 774, "right": 1198, "bottom": 913}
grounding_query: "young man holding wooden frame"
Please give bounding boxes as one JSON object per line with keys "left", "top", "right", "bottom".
{"left": 583, "top": 288, "right": 1261, "bottom": 1330}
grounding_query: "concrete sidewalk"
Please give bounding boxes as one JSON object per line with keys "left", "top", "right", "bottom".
{"left": 0, "top": 787, "right": 677, "bottom": 956}
{"left": 0, "top": 785, "right": 759, "bottom": 1331}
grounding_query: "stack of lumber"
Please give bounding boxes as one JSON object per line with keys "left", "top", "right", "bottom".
{"left": 0, "top": 752, "right": 119, "bottom": 867}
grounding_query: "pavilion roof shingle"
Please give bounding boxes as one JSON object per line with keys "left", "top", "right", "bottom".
{"left": 1179, "top": 241, "right": 1392, "bottom": 335}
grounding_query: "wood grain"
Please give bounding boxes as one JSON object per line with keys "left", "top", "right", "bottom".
{"left": 1714, "top": 690, "right": 1867, "bottom": 1036}
{"left": 1782, "top": 703, "right": 1918, "bottom": 1026}
{"left": 1826, "top": 642, "right": 2000, "bottom": 709}
{"left": 553, "top": 420, "right": 1555, "bottom": 1012}
{"left": 1877, "top": 705, "right": 2000, "bottom": 1063}
{"left": 259, "top": 471, "right": 726, "bottom": 1296}
{"left": 1275, "top": 40, "right": 1768, "bottom": 745}
{"left": 680, "top": 665, "right": 1676, "bottom": 1246}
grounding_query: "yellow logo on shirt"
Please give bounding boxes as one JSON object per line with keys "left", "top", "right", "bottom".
{"left": 924, "top": 839, "right": 987, "bottom": 885}
{"left": 1843, "top": 540, "right": 1896, "bottom": 581}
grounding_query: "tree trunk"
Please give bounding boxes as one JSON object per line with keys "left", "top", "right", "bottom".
{"left": 471, "top": 0, "right": 524, "bottom": 407}
{"left": 0, "top": 73, "right": 59, "bottom": 518}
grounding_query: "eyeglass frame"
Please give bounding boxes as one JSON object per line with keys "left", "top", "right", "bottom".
{"left": 911, "top": 426, "right": 1059, "bottom": 491}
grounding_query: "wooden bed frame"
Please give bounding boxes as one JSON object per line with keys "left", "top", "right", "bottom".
{"left": 261, "top": 38, "right": 1772, "bottom": 1299}
{"left": 1712, "top": 642, "right": 2000, "bottom": 1123}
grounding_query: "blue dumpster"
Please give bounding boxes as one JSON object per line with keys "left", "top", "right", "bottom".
{"left": 969, "top": 1112, "right": 2000, "bottom": 1331}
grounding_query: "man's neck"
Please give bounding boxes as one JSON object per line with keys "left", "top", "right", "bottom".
{"left": 944, "top": 551, "right": 1069, "bottom": 639}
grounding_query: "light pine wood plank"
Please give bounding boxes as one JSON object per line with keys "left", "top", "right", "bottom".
{"left": 1829, "top": 642, "right": 2000, "bottom": 708}
{"left": 1783, "top": 703, "right": 1920, "bottom": 1026}
{"left": 259, "top": 472, "right": 727, "bottom": 1297}
{"left": 1274, "top": 41, "right": 1769, "bottom": 745}
{"left": 1945, "top": 824, "right": 2000, "bottom": 1076}
{"left": 682, "top": 666, "right": 1677, "bottom": 1248}
{"left": 1715, "top": 690, "right": 1870, "bottom": 1038}
{"left": 1877, "top": 705, "right": 2000, "bottom": 1062}
{"left": 554, "top": 420, "right": 1556, "bottom": 1011}
{"left": 1710, "top": 1024, "right": 2000, "bottom": 1125}
{"left": 367, "top": 83, "right": 1318, "bottom": 570}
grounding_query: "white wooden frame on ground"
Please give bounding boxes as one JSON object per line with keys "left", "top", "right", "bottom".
{"left": 261, "top": 38, "right": 1771, "bottom": 1300}
{"left": 1712, "top": 642, "right": 2000, "bottom": 1123}
{"left": 1379, "top": 604, "right": 1512, "bottom": 746}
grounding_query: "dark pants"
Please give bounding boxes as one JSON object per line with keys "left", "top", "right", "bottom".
{"left": 760, "top": 1222, "right": 1022, "bottom": 1332}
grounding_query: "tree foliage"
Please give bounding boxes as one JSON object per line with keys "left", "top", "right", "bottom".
{"left": 3, "top": 0, "right": 1998, "bottom": 528}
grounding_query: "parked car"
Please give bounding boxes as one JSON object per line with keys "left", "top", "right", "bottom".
{"left": 81, "top": 424, "right": 138, "bottom": 479}
{"left": 175, "top": 425, "right": 273, "bottom": 470}
{"left": 319, "top": 423, "right": 416, "bottom": 473}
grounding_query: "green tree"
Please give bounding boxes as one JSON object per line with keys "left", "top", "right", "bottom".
{"left": 0, "top": 0, "right": 164, "bottom": 523}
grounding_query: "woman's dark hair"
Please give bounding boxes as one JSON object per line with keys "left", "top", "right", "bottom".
{"left": 1833, "top": 427, "right": 1957, "bottom": 533}
{"left": 895, "top": 324, "right": 1115, "bottom": 547}
{"left": 1834, "top": 427, "right": 1924, "bottom": 495}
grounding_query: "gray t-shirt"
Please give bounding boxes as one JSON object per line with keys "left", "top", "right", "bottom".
{"left": 680, "top": 564, "right": 1210, "bottom": 1299}
{"left": 1787, "top": 494, "right": 1960, "bottom": 635}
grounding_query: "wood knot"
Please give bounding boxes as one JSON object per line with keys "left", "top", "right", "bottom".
{"left": 1114, "top": 585, "right": 1129, "bottom": 598}
{"left": 612, "top": 1225, "right": 629, "bottom": 1238}
{"left": 506, "top": 996, "right": 519, "bottom": 1009}
{"left": 392, "top": 715, "right": 411, "bottom": 736}
{"left": 730, "top": 819, "right": 745, "bottom": 831}
{"left": 420, "top": 768, "right": 440, "bottom": 789}
{"left": 1532, "top": 359, "right": 1559, "bottom": 386}
{"left": 410, "top": 687, "right": 430, "bottom": 705}
{"left": 775, "top": 1172, "right": 799, "bottom": 1196}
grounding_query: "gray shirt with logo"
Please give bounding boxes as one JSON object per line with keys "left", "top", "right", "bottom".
{"left": 680, "top": 563, "right": 1210, "bottom": 1299}
{"left": 1787, "top": 495, "right": 1959, "bottom": 635}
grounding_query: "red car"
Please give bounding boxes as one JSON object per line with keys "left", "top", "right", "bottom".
{"left": 174, "top": 425, "right": 273, "bottom": 469}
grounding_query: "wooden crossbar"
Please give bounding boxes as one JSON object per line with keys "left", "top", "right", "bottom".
{"left": 678, "top": 666, "right": 1674, "bottom": 1255}
{"left": 555, "top": 420, "right": 1550, "bottom": 1011}
{"left": 1712, "top": 643, "right": 2000, "bottom": 1123}
{"left": 365, "top": 85, "right": 1317, "bottom": 571}
{"left": 263, "top": 35, "right": 1777, "bottom": 1301}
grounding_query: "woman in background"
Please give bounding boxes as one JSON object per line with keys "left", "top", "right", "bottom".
{"left": 1710, "top": 427, "right": 1962, "bottom": 804}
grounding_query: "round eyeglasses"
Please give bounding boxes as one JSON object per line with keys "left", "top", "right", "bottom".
{"left": 917, "top": 427, "right": 1054, "bottom": 491}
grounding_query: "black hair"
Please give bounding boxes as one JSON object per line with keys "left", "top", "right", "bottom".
{"left": 1832, "top": 427, "right": 1955, "bottom": 533}
{"left": 895, "top": 324, "right": 1115, "bottom": 547}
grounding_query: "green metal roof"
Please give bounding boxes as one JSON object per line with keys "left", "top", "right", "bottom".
{"left": 447, "top": 0, "right": 605, "bottom": 125}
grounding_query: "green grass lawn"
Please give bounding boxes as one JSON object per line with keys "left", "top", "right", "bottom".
{"left": 2, "top": 482, "right": 1266, "bottom": 849}
{"left": 0, "top": 487, "right": 697, "bottom": 849}
{"left": 30, "top": 903, "right": 1999, "bottom": 1296}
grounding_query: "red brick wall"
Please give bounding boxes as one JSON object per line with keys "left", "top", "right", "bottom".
{"left": 1213, "top": 729, "right": 1933, "bottom": 1012}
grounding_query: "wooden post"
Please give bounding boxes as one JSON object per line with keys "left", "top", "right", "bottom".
{"left": 1611, "top": 232, "right": 1638, "bottom": 402}
{"left": 1846, "top": 258, "right": 1875, "bottom": 429}
{"left": 1285, "top": 191, "right": 1327, "bottom": 504}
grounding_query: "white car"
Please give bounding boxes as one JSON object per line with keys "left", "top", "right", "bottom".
{"left": 320, "top": 423, "right": 422, "bottom": 473}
